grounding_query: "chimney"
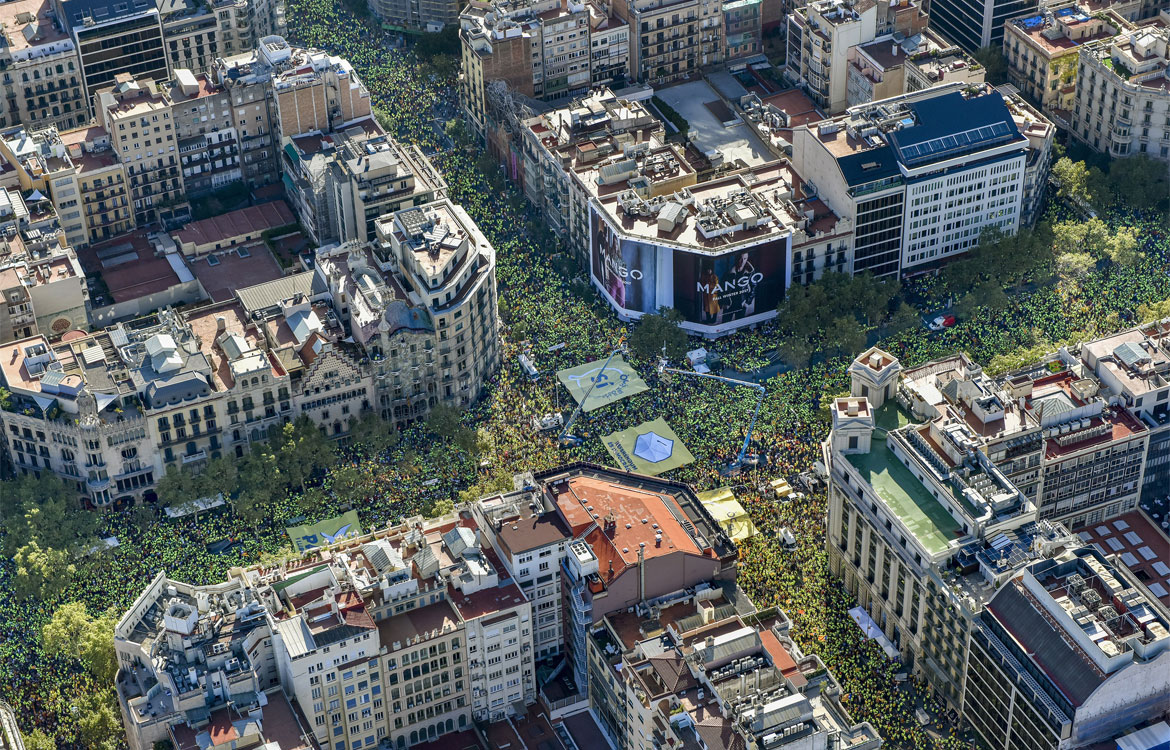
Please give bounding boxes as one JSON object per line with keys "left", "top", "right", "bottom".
{"left": 215, "top": 316, "right": 226, "bottom": 335}
{"left": 638, "top": 544, "right": 646, "bottom": 604}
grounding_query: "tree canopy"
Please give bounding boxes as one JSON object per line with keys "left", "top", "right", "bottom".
{"left": 627, "top": 307, "right": 688, "bottom": 363}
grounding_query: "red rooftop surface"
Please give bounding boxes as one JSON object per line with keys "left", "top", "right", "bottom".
{"left": 173, "top": 200, "right": 295, "bottom": 252}
{"left": 448, "top": 580, "right": 527, "bottom": 621}
{"left": 80, "top": 230, "right": 185, "bottom": 303}
{"left": 188, "top": 243, "right": 284, "bottom": 302}
{"left": 554, "top": 476, "right": 706, "bottom": 585}
{"left": 760, "top": 88, "right": 825, "bottom": 129}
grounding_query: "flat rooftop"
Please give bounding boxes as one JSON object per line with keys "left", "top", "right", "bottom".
{"left": 1, "top": 0, "right": 70, "bottom": 53}
{"left": 187, "top": 244, "right": 283, "bottom": 303}
{"left": 594, "top": 162, "right": 795, "bottom": 252}
{"left": 655, "top": 80, "right": 775, "bottom": 167}
{"left": 1076, "top": 512, "right": 1170, "bottom": 606}
{"left": 846, "top": 405, "right": 962, "bottom": 556}
{"left": 376, "top": 598, "right": 459, "bottom": 647}
{"left": 80, "top": 230, "right": 185, "bottom": 303}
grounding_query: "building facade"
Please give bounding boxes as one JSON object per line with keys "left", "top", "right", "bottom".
{"left": 0, "top": 0, "right": 88, "bottom": 132}
{"left": 1070, "top": 24, "right": 1170, "bottom": 162}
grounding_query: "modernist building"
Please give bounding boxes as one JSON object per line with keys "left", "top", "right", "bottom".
{"left": 791, "top": 83, "right": 1050, "bottom": 279}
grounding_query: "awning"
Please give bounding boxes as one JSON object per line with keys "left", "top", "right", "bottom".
{"left": 32, "top": 394, "right": 57, "bottom": 412}
{"left": 27, "top": 189, "right": 46, "bottom": 202}
{"left": 848, "top": 606, "right": 900, "bottom": 659}
{"left": 95, "top": 392, "right": 120, "bottom": 412}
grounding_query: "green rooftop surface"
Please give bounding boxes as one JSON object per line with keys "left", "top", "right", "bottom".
{"left": 846, "top": 424, "right": 961, "bottom": 556}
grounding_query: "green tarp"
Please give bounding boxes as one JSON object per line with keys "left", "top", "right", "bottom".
{"left": 556, "top": 356, "right": 648, "bottom": 412}
{"left": 602, "top": 418, "right": 694, "bottom": 475}
{"left": 286, "top": 510, "right": 363, "bottom": 551}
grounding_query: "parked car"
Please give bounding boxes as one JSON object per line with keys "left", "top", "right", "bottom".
{"left": 929, "top": 314, "right": 956, "bottom": 331}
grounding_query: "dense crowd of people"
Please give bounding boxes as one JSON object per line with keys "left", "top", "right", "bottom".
{"left": 0, "top": 0, "right": 1168, "bottom": 745}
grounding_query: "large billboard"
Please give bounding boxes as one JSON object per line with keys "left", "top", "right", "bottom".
{"left": 557, "top": 356, "right": 649, "bottom": 412}
{"left": 672, "top": 239, "right": 788, "bottom": 326}
{"left": 286, "top": 510, "right": 363, "bottom": 552}
{"left": 602, "top": 418, "right": 694, "bottom": 475}
{"left": 591, "top": 208, "right": 658, "bottom": 314}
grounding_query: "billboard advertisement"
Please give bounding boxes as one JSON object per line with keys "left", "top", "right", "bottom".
{"left": 672, "top": 239, "right": 787, "bottom": 326}
{"left": 591, "top": 208, "right": 658, "bottom": 314}
{"left": 286, "top": 510, "right": 363, "bottom": 552}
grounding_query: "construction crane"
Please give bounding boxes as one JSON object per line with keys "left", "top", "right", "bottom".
{"left": 657, "top": 354, "right": 766, "bottom": 477}
{"left": 558, "top": 339, "right": 627, "bottom": 447}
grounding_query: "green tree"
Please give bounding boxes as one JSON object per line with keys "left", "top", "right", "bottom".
{"left": 1107, "top": 155, "right": 1170, "bottom": 210}
{"left": 22, "top": 729, "right": 57, "bottom": 750}
{"left": 973, "top": 46, "right": 1009, "bottom": 85}
{"left": 848, "top": 273, "right": 899, "bottom": 327}
{"left": 1138, "top": 296, "right": 1170, "bottom": 322}
{"left": 331, "top": 464, "right": 373, "bottom": 507}
{"left": 1051, "top": 157, "right": 1093, "bottom": 207}
{"left": 347, "top": 410, "right": 399, "bottom": 454}
{"left": 73, "top": 688, "right": 123, "bottom": 750}
{"left": 628, "top": 307, "right": 688, "bottom": 363}
{"left": 270, "top": 417, "right": 335, "bottom": 493}
{"left": 823, "top": 317, "right": 866, "bottom": 359}
{"left": 13, "top": 541, "right": 75, "bottom": 600}
{"left": 235, "top": 448, "right": 279, "bottom": 528}
{"left": 155, "top": 465, "right": 204, "bottom": 515}
{"left": 884, "top": 302, "right": 922, "bottom": 335}
{"left": 43, "top": 601, "right": 118, "bottom": 683}
{"left": 1056, "top": 251, "right": 1095, "bottom": 293}
{"left": 1053, "top": 218, "right": 1109, "bottom": 258}
{"left": 425, "top": 404, "right": 464, "bottom": 439}
{"left": 1105, "top": 226, "right": 1140, "bottom": 267}
{"left": 1, "top": 473, "right": 98, "bottom": 557}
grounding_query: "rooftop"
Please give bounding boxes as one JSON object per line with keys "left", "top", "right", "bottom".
{"left": 173, "top": 201, "right": 295, "bottom": 252}
{"left": 845, "top": 417, "right": 963, "bottom": 557}
{"left": 79, "top": 230, "right": 187, "bottom": 304}
{"left": 0, "top": 0, "right": 71, "bottom": 55}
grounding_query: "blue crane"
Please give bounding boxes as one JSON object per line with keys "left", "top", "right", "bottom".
{"left": 656, "top": 355, "right": 766, "bottom": 477}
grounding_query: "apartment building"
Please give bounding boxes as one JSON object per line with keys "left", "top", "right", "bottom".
{"left": 54, "top": 0, "right": 171, "bottom": 115}
{"left": 368, "top": 0, "right": 461, "bottom": 34}
{"left": 1071, "top": 24, "right": 1170, "bottom": 162}
{"left": 94, "top": 74, "right": 189, "bottom": 227}
{"left": 0, "top": 125, "right": 88, "bottom": 249}
{"left": 588, "top": 6, "right": 630, "bottom": 88}
{"left": 0, "top": 235, "right": 86, "bottom": 343}
{"left": 964, "top": 551, "right": 1170, "bottom": 750}
{"left": 165, "top": 69, "right": 242, "bottom": 197}
{"left": 330, "top": 127, "right": 446, "bottom": 244}
{"left": 589, "top": 595, "right": 883, "bottom": 750}
{"left": 113, "top": 506, "right": 539, "bottom": 750}
{"left": 0, "top": 0, "right": 88, "bottom": 132}
{"left": 373, "top": 198, "right": 500, "bottom": 408}
{"left": 791, "top": 83, "right": 1048, "bottom": 279}
{"left": 614, "top": 0, "right": 723, "bottom": 84}
{"left": 458, "top": 0, "right": 616, "bottom": 142}
{"left": 211, "top": 41, "right": 287, "bottom": 188}
{"left": 788, "top": 0, "right": 879, "bottom": 114}
{"left": 896, "top": 352, "right": 1149, "bottom": 527}
{"left": 517, "top": 88, "right": 664, "bottom": 257}
{"left": 267, "top": 38, "right": 372, "bottom": 140}
{"left": 158, "top": 0, "right": 219, "bottom": 76}
{"left": 1003, "top": 5, "right": 1124, "bottom": 124}
{"left": 724, "top": 0, "right": 762, "bottom": 60}
{"left": 211, "top": 0, "right": 284, "bottom": 56}
{"left": 846, "top": 29, "right": 985, "bottom": 108}
{"left": 58, "top": 126, "right": 134, "bottom": 246}
{"left": 1079, "top": 321, "right": 1170, "bottom": 504}
{"left": 928, "top": 0, "right": 1038, "bottom": 53}
{"left": 1, "top": 330, "right": 161, "bottom": 506}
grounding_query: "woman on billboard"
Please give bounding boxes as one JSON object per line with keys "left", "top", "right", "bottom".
{"left": 730, "top": 251, "right": 758, "bottom": 320}
{"left": 700, "top": 264, "right": 721, "bottom": 324}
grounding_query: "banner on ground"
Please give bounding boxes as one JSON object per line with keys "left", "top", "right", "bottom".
{"left": 287, "top": 510, "right": 363, "bottom": 552}
{"left": 697, "top": 488, "right": 758, "bottom": 542}
{"left": 602, "top": 418, "right": 694, "bottom": 475}
{"left": 557, "top": 356, "right": 648, "bottom": 412}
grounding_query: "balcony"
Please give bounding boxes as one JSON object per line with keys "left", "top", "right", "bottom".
{"left": 181, "top": 450, "right": 207, "bottom": 464}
